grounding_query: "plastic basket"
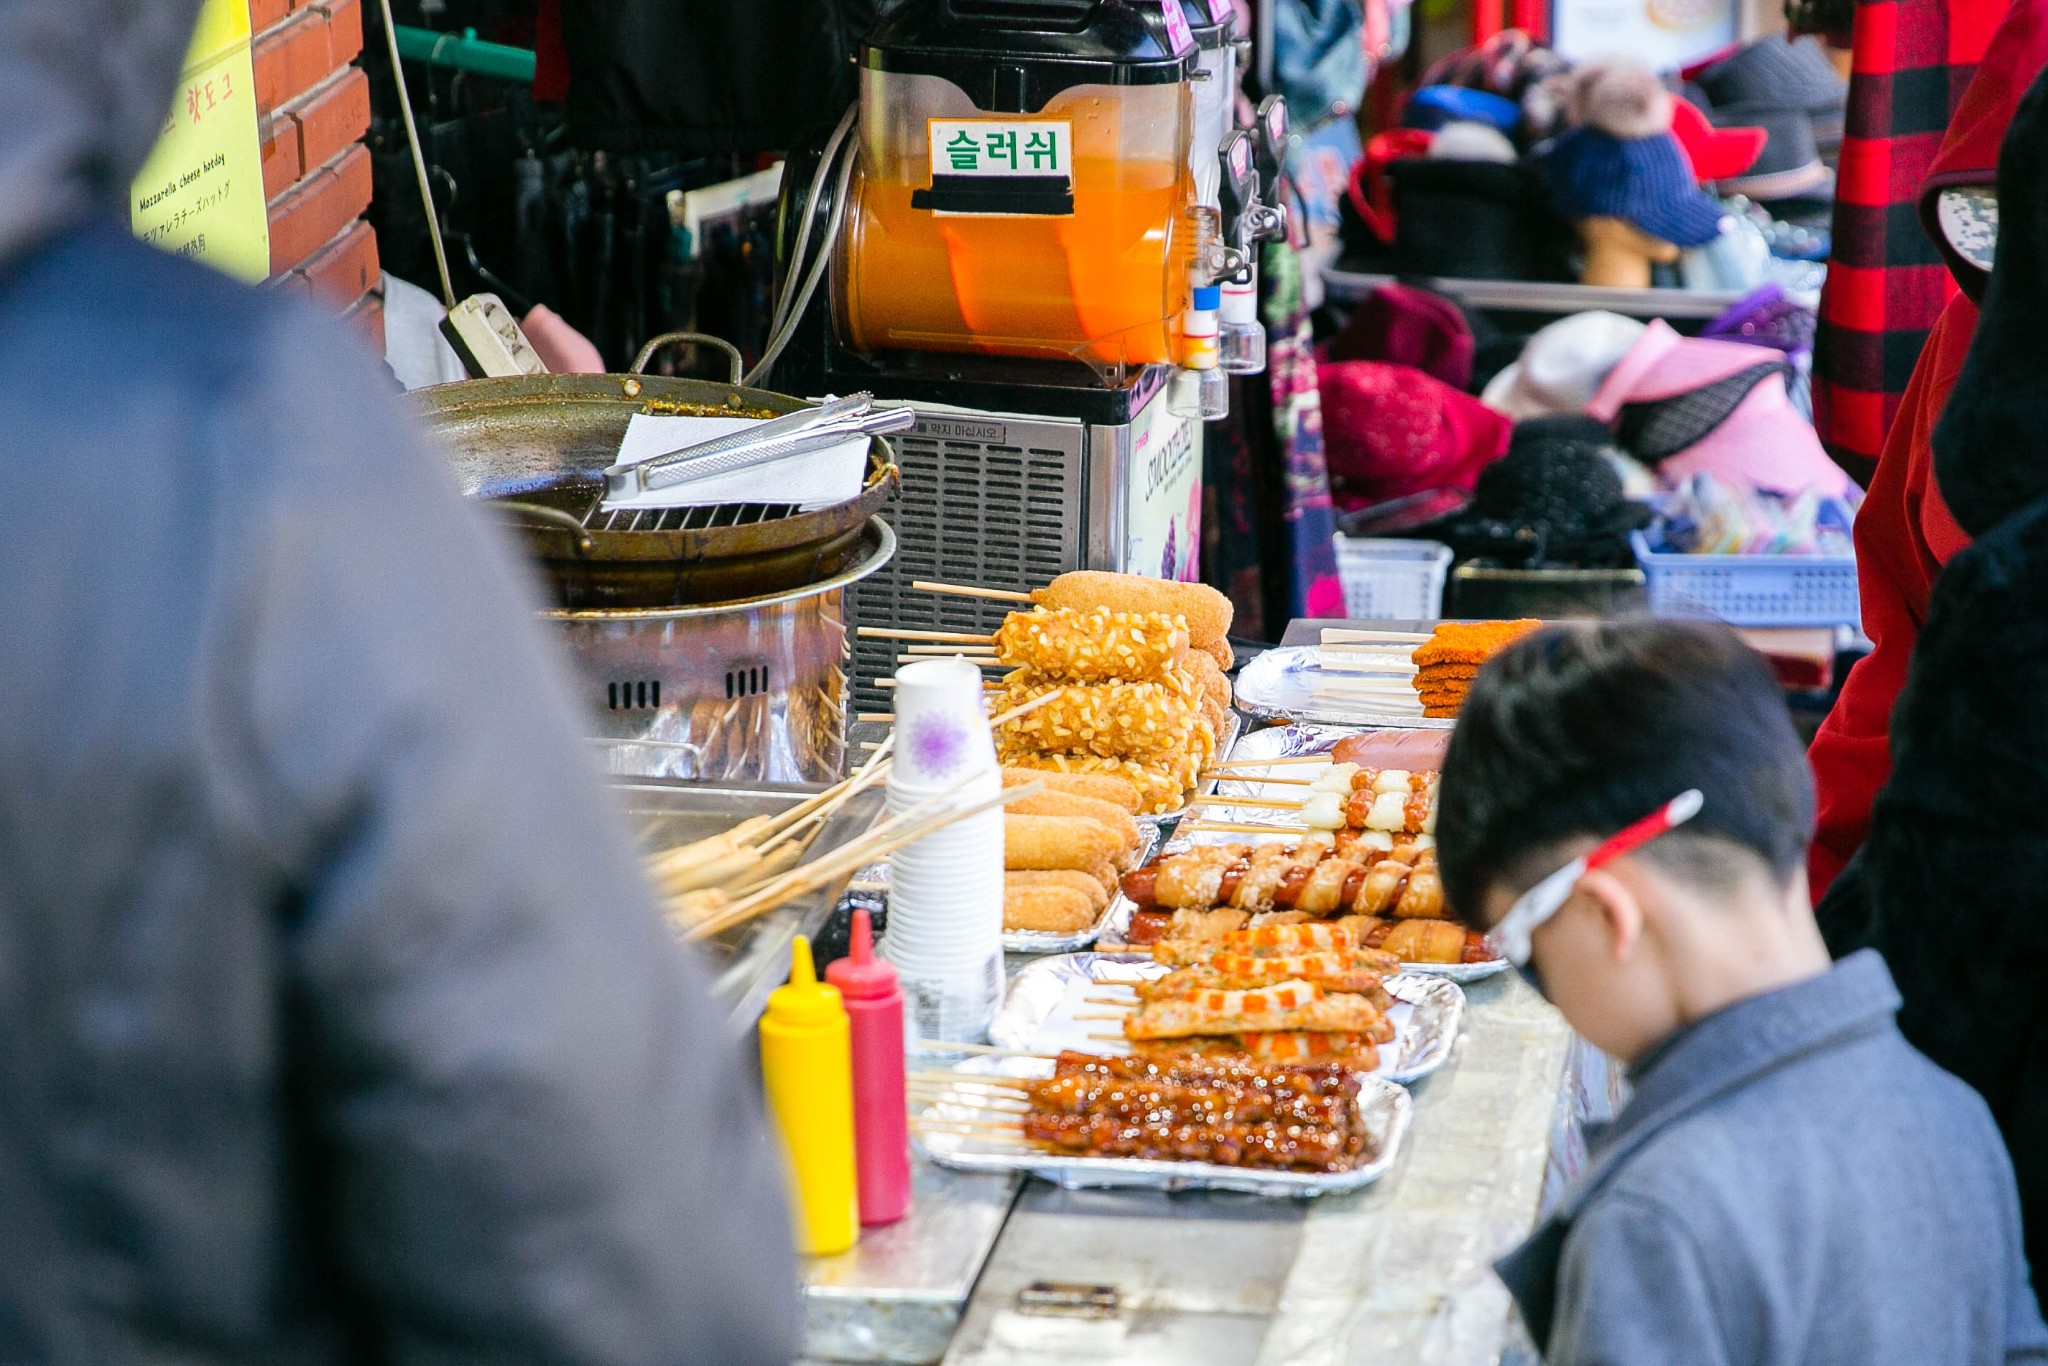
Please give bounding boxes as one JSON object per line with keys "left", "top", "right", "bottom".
{"left": 1334, "top": 537, "right": 1453, "bottom": 620}
{"left": 1629, "top": 530, "right": 1859, "bottom": 628}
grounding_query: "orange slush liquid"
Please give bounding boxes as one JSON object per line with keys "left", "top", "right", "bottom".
{"left": 841, "top": 158, "right": 1184, "bottom": 365}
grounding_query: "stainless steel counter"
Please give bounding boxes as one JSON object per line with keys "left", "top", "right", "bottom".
{"left": 800, "top": 972, "right": 1573, "bottom": 1365}
{"left": 938, "top": 972, "right": 1570, "bottom": 1366}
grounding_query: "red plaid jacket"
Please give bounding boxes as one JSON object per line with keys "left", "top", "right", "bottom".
{"left": 1812, "top": 0, "right": 2003, "bottom": 485}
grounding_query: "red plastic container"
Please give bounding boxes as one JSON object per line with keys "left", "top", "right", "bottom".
{"left": 825, "top": 909, "right": 912, "bottom": 1227}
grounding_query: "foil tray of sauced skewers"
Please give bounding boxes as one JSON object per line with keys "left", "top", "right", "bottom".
{"left": 911, "top": 1049, "right": 1414, "bottom": 1198}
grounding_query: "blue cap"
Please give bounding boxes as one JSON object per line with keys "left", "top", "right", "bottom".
{"left": 1404, "top": 85, "right": 1522, "bottom": 136}
{"left": 1192, "top": 285, "right": 1221, "bottom": 310}
{"left": 1544, "top": 126, "right": 1728, "bottom": 248}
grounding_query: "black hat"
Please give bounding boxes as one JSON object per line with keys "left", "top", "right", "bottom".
{"left": 1711, "top": 102, "right": 1832, "bottom": 202}
{"left": 1433, "top": 414, "right": 1651, "bottom": 567}
{"left": 1934, "top": 66, "right": 2048, "bottom": 538}
{"left": 1387, "top": 158, "right": 1566, "bottom": 280}
{"left": 1695, "top": 36, "right": 1845, "bottom": 115}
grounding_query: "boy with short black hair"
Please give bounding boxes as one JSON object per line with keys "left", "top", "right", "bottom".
{"left": 1437, "top": 618, "right": 2048, "bottom": 1365}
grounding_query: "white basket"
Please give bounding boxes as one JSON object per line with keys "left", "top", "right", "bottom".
{"left": 1334, "top": 537, "right": 1452, "bottom": 620}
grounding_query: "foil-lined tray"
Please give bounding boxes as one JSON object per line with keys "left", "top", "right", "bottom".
{"left": 913, "top": 1054, "right": 1414, "bottom": 1197}
{"left": 1003, "top": 824, "right": 1161, "bottom": 955}
{"left": 1166, "top": 726, "right": 1513, "bottom": 984}
{"left": 1234, "top": 647, "right": 1454, "bottom": 730}
{"left": 986, "top": 952, "right": 1465, "bottom": 1085}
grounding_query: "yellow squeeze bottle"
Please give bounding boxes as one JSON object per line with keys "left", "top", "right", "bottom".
{"left": 758, "top": 936, "right": 859, "bottom": 1256}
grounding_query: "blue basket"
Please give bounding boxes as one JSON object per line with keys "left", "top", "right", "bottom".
{"left": 1333, "top": 537, "right": 1453, "bottom": 620}
{"left": 1629, "top": 528, "right": 1859, "bottom": 629}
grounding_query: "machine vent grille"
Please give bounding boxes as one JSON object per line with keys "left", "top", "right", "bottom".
{"left": 848, "top": 420, "right": 1085, "bottom": 716}
{"left": 607, "top": 679, "right": 663, "bottom": 710}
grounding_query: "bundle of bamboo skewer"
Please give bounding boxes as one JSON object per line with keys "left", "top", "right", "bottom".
{"left": 654, "top": 692, "right": 1066, "bottom": 941}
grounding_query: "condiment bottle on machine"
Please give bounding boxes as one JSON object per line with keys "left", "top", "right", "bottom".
{"left": 759, "top": 935, "right": 858, "bottom": 1256}
{"left": 825, "top": 908, "right": 912, "bottom": 1227}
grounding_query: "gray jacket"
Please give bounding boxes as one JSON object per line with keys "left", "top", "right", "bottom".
{"left": 0, "top": 3, "right": 796, "bottom": 1360}
{"left": 1499, "top": 952, "right": 2048, "bottom": 1365}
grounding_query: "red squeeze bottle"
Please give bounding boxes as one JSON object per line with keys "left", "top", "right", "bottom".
{"left": 824, "top": 909, "right": 912, "bottom": 1226}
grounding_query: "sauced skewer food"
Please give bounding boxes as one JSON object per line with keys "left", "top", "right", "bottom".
{"left": 1011, "top": 1051, "right": 1374, "bottom": 1173}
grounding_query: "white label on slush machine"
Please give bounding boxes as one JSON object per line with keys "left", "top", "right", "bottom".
{"left": 928, "top": 120, "right": 1072, "bottom": 179}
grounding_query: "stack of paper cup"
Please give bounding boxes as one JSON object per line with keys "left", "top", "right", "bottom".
{"left": 883, "top": 658, "right": 1005, "bottom": 1043}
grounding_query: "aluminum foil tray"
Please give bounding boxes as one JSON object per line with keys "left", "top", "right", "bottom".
{"left": 1234, "top": 646, "right": 1454, "bottom": 730}
{"left": 1003, "top": 824, "right": 1161, "bottom": 955}
{"left": 913, "top": 1055, "right": 1414, "bottom": 1198}
{"left": 986, "top": 952, "right": 1465, "bottom": 1085}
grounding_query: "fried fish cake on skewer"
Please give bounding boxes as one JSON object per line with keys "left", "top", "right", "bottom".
{"left": 1121, "top": 980, "right": 1386, "bottom": 1041}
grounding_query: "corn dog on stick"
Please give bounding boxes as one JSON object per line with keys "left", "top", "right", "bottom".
{"left": 1031, "top": 571, "right": 1234, "bottom": 648}
{"left": 994, "top": 606, "right": 1191, "bottom": 681}
{"left": 991, "top": 678, "right": 1207, "bottom": 761}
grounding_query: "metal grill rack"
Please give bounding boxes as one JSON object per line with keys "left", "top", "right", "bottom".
{"left": 581, "top": 501, "right": 804, "bottom": 532}
{"left": 847, "top": 418, "right": 1085, "bottom": 715}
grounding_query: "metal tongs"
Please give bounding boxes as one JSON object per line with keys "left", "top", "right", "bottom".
{"left": 601, "top": 392, "right": 914, "bottom": 502}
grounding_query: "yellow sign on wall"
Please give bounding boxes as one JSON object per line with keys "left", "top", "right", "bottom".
{"left": 130, "top": 0, "right": 270, "bottom": 283}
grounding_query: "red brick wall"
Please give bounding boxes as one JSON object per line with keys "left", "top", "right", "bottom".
{"left": 253, "top": 0, "right": 384, "bottom": 353}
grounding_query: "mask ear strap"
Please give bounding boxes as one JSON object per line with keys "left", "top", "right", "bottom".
{"left": 1585, "top": 789, "right": 1703, "bottom": 871}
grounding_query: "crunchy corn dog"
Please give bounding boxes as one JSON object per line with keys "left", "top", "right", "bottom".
{"left": 994, "top": 606, "right": 1190, "bottom": 681}
{"left": 991, "top": 677, "right": 1207, "bottom": 761}
{"left": 1000, "top": 750, "right": 1206, "bottom": 816}
{"left": 1032, "top": 571, "right": 1234, "bottom": 648}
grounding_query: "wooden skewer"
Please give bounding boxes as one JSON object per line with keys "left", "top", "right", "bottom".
{"left": 913, "top": 579, "right": 1034, "bottom": 604}
{"left": 897, "top": 653, "right": 1005, "bottom": 666}
{"left": 858, "top": 712, "right": 895, "bottom": 723}
{"left": 1084, "top": 996, "right": 1137, "bottom": 1007}
{"left": 1175, "top": 820, "right": 1314, "bottom": 836}
{"left": 1186, "top": 795, "right": 1314, "bottom": 812}
{"left": 1088, "top": 1032, "right": 1125, "bottom": 1043}
{"left": 909, "top": 1069, "right": 1030, "bottom": 1089}
{"left": 904, "top": 1082, "right": 1028, "bottom": 1104}
{"left": 1322, "top": 628, "right": 1431, "bottom": 645}
{"left": 911, "top": 1118, "right": 1028, "bottom": 1135}
{"left": 688, "top": 780, "right": 1037, "bottom": 940}
{"left": 988, "top": 689, "right": 1066, "bottom": 728}
{"left": 858, "top": 626, "right": 997, "bottom": 643}
{"left": 1206, "top": 755, "right": 1334, "bottom": 771}
{"left": 1318, "top": 657, "right": 1419, "bottom": 676}
{"left": 1073, "top": 1011, "right": 1131, "bottom": 1021}
{"left": 1199, "top": 772, "right": 1318, "bottom": 787}
{"left": 913, "top": 1039, "right": 1054, "bottom": 1059}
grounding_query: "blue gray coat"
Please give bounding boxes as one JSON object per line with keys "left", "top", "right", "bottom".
{"left": 1498, "top": 953, "right": 2048, "bottom": 1365}
{"left": 0, "top": 1, "right": 796, "bottom": 1359}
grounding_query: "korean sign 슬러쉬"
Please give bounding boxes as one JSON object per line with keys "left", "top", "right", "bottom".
{"left": 915, "top": 119, "right": 1075, "bottom": 216}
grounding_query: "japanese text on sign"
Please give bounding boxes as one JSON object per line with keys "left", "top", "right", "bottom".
{"left": 928, "top": 120, "right": 1073, "bottom": 179}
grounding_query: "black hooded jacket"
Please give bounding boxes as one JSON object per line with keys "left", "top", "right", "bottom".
{"left": 1823, "top": 65, "right": 2048, "bottom": 1286}
{"left": 0, "top": 3, "right": 797, "bottom": 1360}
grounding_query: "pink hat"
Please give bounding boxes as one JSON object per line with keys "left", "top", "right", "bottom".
{"left": 1323, "top": 283, "right": 1475, "bottom": 389}
{"left": 1587, "top": 321, "right": 1852, "bottom": 499}
{"left": 1319, "top": 360, "right": 1512, "bottom": 508}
